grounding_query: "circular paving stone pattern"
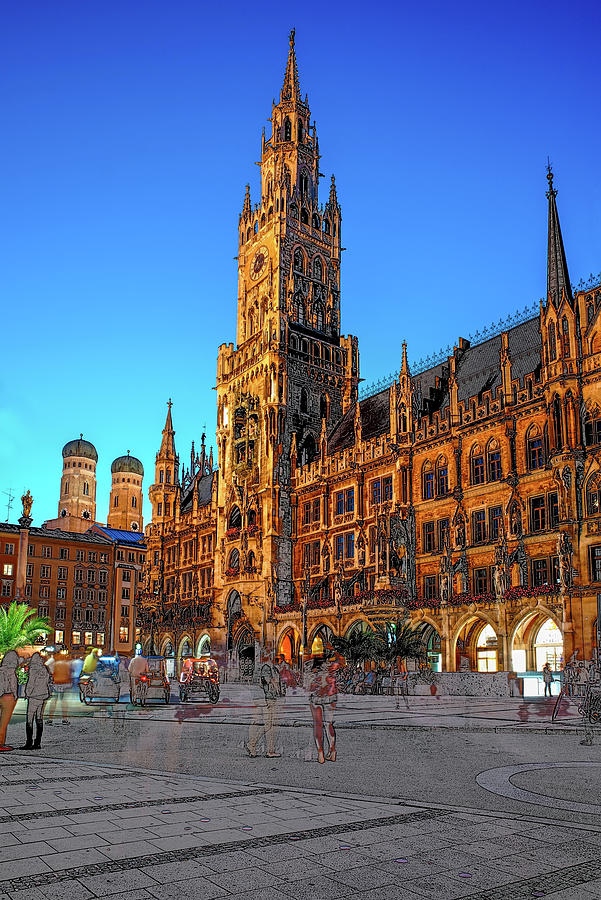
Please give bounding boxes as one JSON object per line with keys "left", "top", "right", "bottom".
{"left": 476, "top": 761, "right": 601, "bottom": 814}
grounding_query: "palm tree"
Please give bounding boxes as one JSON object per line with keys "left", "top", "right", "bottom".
{"left": 0, "top": 602, "right": 50, "bottom": 657}
{"left": 331, "top": 628, "right": 387, "bottom": 666}
{"left": 376, "top": 619, "right": 427, "bottom": 666}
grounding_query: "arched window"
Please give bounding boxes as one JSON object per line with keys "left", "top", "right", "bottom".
{"left": 247, "top": 550, "right": 256, "bottom": 572}
{"left": 587, "top": 473, "right": 601, "bottom": 516}
{"left": 131, "top": 496, "right": 137, "bottom": 508}
{"left": 324, "top": 346, "right": 331, "bottom": 362}
{"left": 253, "top": 221, "right": 258, "bottom": 234}
{"left": 526, "top": 425, "right": 544, "bottom": 470}
{"left": 63, "top": 481, "right": 69, "bottom": 496}
{"left": 248, "top": 508, "right": 257, "bottom": 527}
{"left": 246, "top": 227, "right": 251, "bottom": 241}
{"left": 487, "top": 439, "right": 502, "bottom": 482}
{"left": 297, "top": 120, "right": 304, "bottom": 143}
{"left": 166, "top": 469, "right": 171, "bottom": 484}
{"left": 283, "top": 117, "right": 291, "bottom": 141}
{"left": 293, "top": 248, "right": 305, "bottom": 272}
{"left": 229, "top": 505, "right": 242, "bottom": 529}
{"left": 435, "top": 457, "right": 448, "bottom": 496}
{"left": 298, "top": 302, "right": 305, "bottom": 325}
{"left": 289, "top": 334, "right": 298, "bottom": 351}
{"left": 113, "top": 495, "right": 118, "bottom": 507}
{"left": 313, "top": 257, "right": 323, "bottom": 281}
{"left": 83, "top": 482, "right": 89, "bottom": 496}
{"left": 300, "top": 207, "right": 309, "bottom": 225}
{"left": 300, "top": 387, "right": 308, "bottom": 413}
{"left": 561, "top": 316, "right": 570, "bottom": 357}
{"left": 323, "top": 218, "right": 331, "bottom": 235}
{"left": 315, "top": 304, "right": 324, "bottom": 331}
{"left": 268, "top": 206, "right": 273, "bottom": 220}
{"left": 548, "top": 322, "right": 557, "bottom": 361}
{"left": 320, "top": 394, "right": 328, "bottom": 419}
{"left": 228, "top": 548, "right": 240, "bottom": 572}
{"left": 312, "top": 214, "right": 320, "bottom": 230}
{"left": 260, "top": 213, "right": 265, "bottom": 228}
{"left": 290, "top": 203, "right": 298, "bottom": 219}
{"left": 422, "top": 461, "right": 435, "bottom": 500}
{"left": 300, "top": 171, "right": 309, "bottom": 198}
{"left": 470, "top": 444, "right": 485, "bottom": 485}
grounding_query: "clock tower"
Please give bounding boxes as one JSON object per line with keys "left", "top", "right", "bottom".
{"left": 216, "top": 30, "right": 358, "bottom": 621}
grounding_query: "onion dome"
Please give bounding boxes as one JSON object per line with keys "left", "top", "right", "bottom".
{"left": 111, "top": 452, "right": 144, "bottom": 477}
{"left": 62, "top": 436, "right": 98, "bottom": 462}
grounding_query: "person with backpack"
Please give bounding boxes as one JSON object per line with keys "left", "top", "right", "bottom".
{"left": 21, "top": 653, "right": 52, "bottom": 750}
{"left": 0, "top": 651, "right": 20, "bottom": 751}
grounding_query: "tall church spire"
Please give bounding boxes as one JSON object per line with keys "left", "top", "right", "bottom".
{"left": 546, "top": 164, "right": 573, "bottom": 309}
{"left": 280, "top": 28, "right": 301, "bottom": 103}
{"left": 159, "top": 398, "right": 177, "bottom": 460}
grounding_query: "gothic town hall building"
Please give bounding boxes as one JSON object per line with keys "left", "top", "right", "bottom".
{"left": 139, "top": 33, "right": 601, "bottom": 678}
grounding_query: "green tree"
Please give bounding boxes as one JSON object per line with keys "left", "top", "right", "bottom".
{"left": 376, "top": 619, "right": 427, "bottom": 666}
{"left": 331, "top": 628, "right": 387, "bottom": 666}
{"left": 0, "top": 601, "right": 50, "bottom": 657}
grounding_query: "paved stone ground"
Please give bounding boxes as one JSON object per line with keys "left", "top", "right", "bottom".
{"left": 3, "top": 755, "right": 601, "bottom": 899}
{"left": 9, "top": 685, "right": 589, "bottom": 734}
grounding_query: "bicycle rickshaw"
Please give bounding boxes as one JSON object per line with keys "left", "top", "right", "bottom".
{"left": 179, "top": 656, "right": 220, "bottom": 703}
{"left": 131, "top": 656, "right": 171, "bottom": 706}
{"left": 79, "top": 655, "right": 120, "bottom": 704}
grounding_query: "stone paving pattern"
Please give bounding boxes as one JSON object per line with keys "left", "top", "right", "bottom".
{"left": 2, "top": 757, "right": 601, "bottom": 899}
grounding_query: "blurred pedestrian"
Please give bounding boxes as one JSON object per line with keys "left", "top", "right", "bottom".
{"left": 309, "top": 652, "right": 342, "bottom": 763}
{"left": 246, "top": 651, "right": 282, "bottom": 758}
{"left": 46, "top": 651, "right": 72, "bottom": 725}
{"left": 0, "top": 651, "right": 20, "bottom": 751}
{"left": 82, "top": 648, "right": 100, "bottom": 675}
{"left": 128, "top": 653, "right": 149, "bottom": 701}
{"left": 21, "top": 653, "right": 51, "bottom": 750}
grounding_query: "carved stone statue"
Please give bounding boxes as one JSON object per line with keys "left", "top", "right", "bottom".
{"left": 454, "top": 515, "right": 466, "bottom": 550}
{"left": 21, "top": 490, "right": 33, "bottom": 519}
{"left": 557, "top": 531, "right": 573, "bottom": 596}
{"left": 510, "top": 503, "right": 522, "bottom": 538}
{"left": 439, "top": 543, "right": 452, "bottom": 603}
{"left": 492, "top": 534, "right": 509, "bottom": 601}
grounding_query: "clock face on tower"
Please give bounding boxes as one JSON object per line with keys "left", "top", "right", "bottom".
{"left": 250, "top": 246, "right": 269, "bottom": 282}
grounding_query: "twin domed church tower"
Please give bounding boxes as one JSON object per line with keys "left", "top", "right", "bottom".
{"left": 44, "top": 437, "right": 144, "bottom": 533}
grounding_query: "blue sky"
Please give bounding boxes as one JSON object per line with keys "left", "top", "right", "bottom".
{"left": 1, "top": 0, "right": 600, "bottom": 525}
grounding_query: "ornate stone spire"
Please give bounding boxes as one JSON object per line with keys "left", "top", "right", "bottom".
{"left": 242, "top": 183, "right": 251, "bottom": 217}
{"left": 546, "top": 164, "right": 573, "bottom": 309}
{"left": 328, "top": 174, "right": 339, "bottom": 208}
{"left": 158, "top": 398, "right": 177, "bottom": 460}
{"left": 400, "top": 340, "right": 409, "bottom": 375}
{"left": 280, "top": 28, "right": 301, "bottom": 103}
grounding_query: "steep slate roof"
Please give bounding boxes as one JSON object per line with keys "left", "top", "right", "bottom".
{"left": 328, "top": 316, "right": 542, "bottom": 453}
{"left": 180, "top": 471, "right": 215, "bottom": 514}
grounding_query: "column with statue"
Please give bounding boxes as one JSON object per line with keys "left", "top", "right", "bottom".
{"left": 15, "top": 491, "right": 33, "bottom": 601}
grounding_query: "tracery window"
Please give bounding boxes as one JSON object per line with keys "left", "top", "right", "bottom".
{"left": 470, "top": 445, "right": 485, "bottom": 485}
{"left": 323, "top": 218, "right": 331, "bottom": 235}
{"left": 312, "top": 214, "right": 320, "bottom": 230}
{"left": 422, "top": 461, "right": 435, "bottom": 500}
{"left": 587, "top": 474, "right": 601, "bottom": 516}
{"left": 526, "top": 426, "right": 544, "bottom": 470}
{"left": 561, "top": 316, "right": 570, "bottom": 357}
{"left": 301, "top": 208, "right": 309, "bottom": 225}
{"left": 283, "top": 117, "right": 291, "bottom": 141}
{"left": 313, "top": 257, "right": 323, "bottom": 281}
{"left": 293, "top": 248, "right": 305, "bottom": 272}
{"left": 435, "top": 457, "right": 448, "bottom": 496}
{"left": 487, "top": 440, "right": 502, "bottom": 482}
{"left": 298, "top": 301, "right": 305, "bottom": 325}
{"left": 228, "top": 548, "right": 240, "bottom": 573}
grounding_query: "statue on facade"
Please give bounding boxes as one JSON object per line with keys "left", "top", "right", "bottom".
{"left": 509, "top": 502, "right": 523, "bottom": 538}
{"left": 493, "top": 533, "right": 509, "bottom": 602}
{"left": 454, "top": 514, "right": 466, "bottom": 550}
{"left": 21, "top": 490, "right": 33, "bottom": 519}
{"left": 439, "top": 540, "right": 452, "bottom": 603}
{"left": 557, "top": 531, "right": 573, "bottom": 596}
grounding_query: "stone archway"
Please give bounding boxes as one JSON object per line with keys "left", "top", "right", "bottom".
{"left": 196, "top": 634, "right": 211, "bottom": 657}
{"left": 307, "top": 623, "right": 336, "bottom": 657}
{"left": 510, "top": 609, "right": 563, "bottom": 672}
{"left": 414, "top": 622, "right": 442, "bottom": 672}
{"left": 453, "top": 614, "right": 499, "bottom": 672}
{"left": 234, "top": 624, "right": 256, "bottom": 680}
{"left": 277, "top": 627, "right": 301, "bottom": 665}
{"left": 161, "top": 638, "right": 176, "bottom": 678}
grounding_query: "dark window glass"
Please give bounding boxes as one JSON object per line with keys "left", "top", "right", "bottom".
{"left": 371, "top": 481, "right": 381, "bottom": 506}
{"left": 489, "top": 506, "right": 503, "bottom": 541}
{"left": 423, "top": 522, "right": 435, "bottom": 553}
{"left": 591, "top": 547, "right": 601, "bottom": 582}
{"left": 312, "top": 498, "right": 320, "bottom": 522}
{"left": 473, "top": 568, "right": 488, "bottom": 595}
{"left": 335, "top": 535, "right": 344, "bottom": 560}
{"left": 528, "top": 437, "right": 544, "bottom": 470}
{"left": 336, "top": 492, "right": 344, "bottom": 516}
{"left": 346, "top": 488, "right": 354, "bottom": 512}
{"left": 346, "top": 532, "right": 355, "bottom": 558}
{"left": 532, "top": 558, "right": 549, "bottom": 587}
{"left": 423, "top": 470, "right": 435, "bottom": 500}
{"left": 548, "top": 492, "right": 560, "bottom": 528}
{"left": 424, "top": 576, "right": 437, "bottom": 600}
{"left": 472, "top": 510, "right": 486, "bottom": 544}
{"left": 437, "top": 518, "right": 450, "bottom": 550}
{"left": 472, "top": 455, "right": 485, "bottom": 485}
{"left": 383, "top": 476, "right": 393, "bottom": 501}
{"left": 436, "top": 465, "right": 448, "bottom": 496}
{"left": 530, "top": 497, "right": 546, "bottom": 532}
{"left": 488, "top": 450, "right": 502, "bottom": 482}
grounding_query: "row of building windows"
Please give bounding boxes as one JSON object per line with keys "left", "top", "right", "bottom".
{"left": 31, "top": 564, "right": 110, "bottom": 584}
{"left": 53, "top": 629, "right": 106, "bottom": 647}
{"left": 34, "top": 586, "right": 109, "bottom": 602}
{"left": 29, "top": 547, "right": 110, "bottom": 562}
{"left": 3, "top": 543, "right": 15, "bottom": 555}
{"left": 302, "top": 477, "right": 394, "bottom": 528}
